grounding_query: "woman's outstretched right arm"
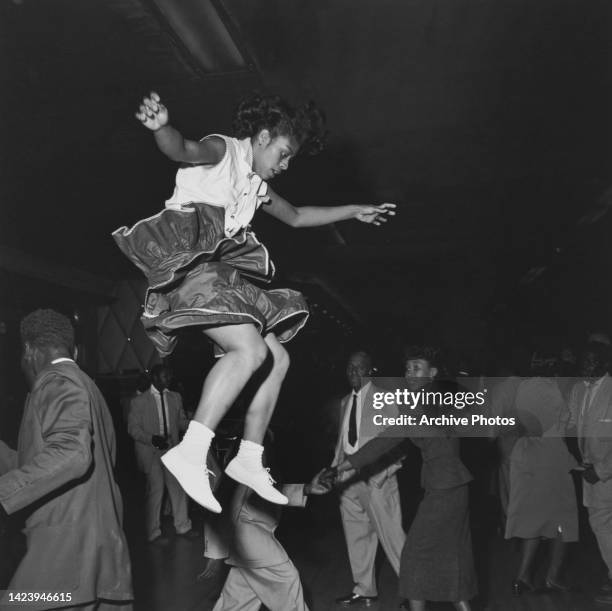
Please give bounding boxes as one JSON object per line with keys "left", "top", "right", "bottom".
{"left": 136, "top": 92, "right": 225, "bottom": 164}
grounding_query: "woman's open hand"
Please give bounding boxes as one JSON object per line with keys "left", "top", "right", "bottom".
{"left": 355, "top": 202, "right": 397, "bottom": 226}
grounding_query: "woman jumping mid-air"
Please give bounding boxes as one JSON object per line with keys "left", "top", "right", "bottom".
{"left": 113, "top": 91, "right": 395, "bottom": 513}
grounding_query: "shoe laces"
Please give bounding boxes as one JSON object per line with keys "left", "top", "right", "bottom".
{"left": 264, "top": 467, "right": 276, "bottom": 485}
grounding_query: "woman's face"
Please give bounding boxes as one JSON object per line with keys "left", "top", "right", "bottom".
{"left": 405, "top": 358, "right": 437, "bottom": 390}
{"left": 252, "top": 130, "right": 298, "bottom": 180}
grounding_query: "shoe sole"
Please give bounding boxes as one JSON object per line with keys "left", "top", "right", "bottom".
{"left": 161, "top": 450, "right": 222, "bottom": 513}
{"left": 225, "top": 461, "right": 289, "bottom": 504}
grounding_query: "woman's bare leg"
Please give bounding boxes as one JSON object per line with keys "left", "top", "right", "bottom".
{"left": 516, "top": 537, "right": 539, "bottom": 585}
{"left": 242, "top": 333, "right": 290, "bottom": 443}
{"left": 193, "top": 324, "right": 269, "bottom": 427}
{"left": 546, "top": 536, "right": 568, "bottom": 585}
{"left": 162, "top": 324, "right": 268, "bottom": 512}
{"left": 225, "top": 334, "right": 291, "bottom": 504}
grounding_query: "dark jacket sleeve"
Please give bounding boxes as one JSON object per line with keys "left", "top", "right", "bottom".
{"left": 0, "top": 374, "right": 93, "bottom": 514}
{"left": 346, "top": 403, "right": 444, "bottom": 470}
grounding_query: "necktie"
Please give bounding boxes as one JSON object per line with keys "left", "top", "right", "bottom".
{"left": 579, "top": 383, "right": 594, "bottom": 456}
{"left": 160, "top": 391, "right": 169, "bottom": 438}
{"left": 348, "top": 393, "right": 358, "bottom": 447}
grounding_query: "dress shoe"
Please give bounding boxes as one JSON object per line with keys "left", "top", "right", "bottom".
{"left": 161, "top": 446, "right": 221, "bottom": 513}
{"left": 544, "top": 577, "right": 572, "bottom": 592}
{"left": 176, "top": 528, "right": 200, "bottom": 540}
{"left": 225, "top": 457, "right": 288, "bottom": 505}
{"left": 335, "top": 593, "right": 378, "bottom": 606}
{"left": 512, "top": 579, "right": 535, "bottom": 597}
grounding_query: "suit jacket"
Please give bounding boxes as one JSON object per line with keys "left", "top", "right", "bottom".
{"left": 0, "top": 361, "right": 132, "bottom": 606}
{"left": 332, "top": 384, "right": 403, "bottom": 487}
{"left": 128, "top": 388, "right": 187, "bottom": 473}
{"left": 568, "top": 375, "right": 612, "bottom": 507}
{"left": 227, "top": 483, "right": 307, "bottom": 568}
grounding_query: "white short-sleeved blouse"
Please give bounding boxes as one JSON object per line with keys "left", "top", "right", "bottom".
{"left": 164, "top": 134, "right": 270, "bottom": 238}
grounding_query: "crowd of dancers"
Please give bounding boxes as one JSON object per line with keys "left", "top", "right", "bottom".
{"left": 1, "top": 90, "right": 612, "bottom": 610}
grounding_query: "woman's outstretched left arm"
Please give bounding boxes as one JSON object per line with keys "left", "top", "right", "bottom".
{"left": 263, "top": 187, "right": 396, "bottom": 228}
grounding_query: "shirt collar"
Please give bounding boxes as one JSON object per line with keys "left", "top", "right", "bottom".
{"left": 352, "top": 381, "right": 371, "bottom": 397}
{"left": 51, "top": 357, "right": 74, "bottom": 365}
{"left": 238, "top": 137, "right": 254, "bottom": 171}
{"left": 150, "top": 386, "right": 167, "bottom": 396}
{"left": 238, "top": 137, "right": 270, "bottom": 197}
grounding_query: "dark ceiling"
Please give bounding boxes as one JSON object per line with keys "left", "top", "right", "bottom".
{"left": 2, "top": 0, "right": 612, "bottom": 348}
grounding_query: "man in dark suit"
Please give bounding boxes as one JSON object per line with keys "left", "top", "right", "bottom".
{"left": 0, "top": 309, "right": 133, "bottom": 610}
{"left": 128, "top": 364, "right": 197, "bottom": 543}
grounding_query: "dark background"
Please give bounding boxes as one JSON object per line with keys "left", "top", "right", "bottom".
{"left": 2, "top": 0, "right": 612, "bottom": 442}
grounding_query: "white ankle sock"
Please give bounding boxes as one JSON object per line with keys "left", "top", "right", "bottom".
{"left": 179, "top": 421, "right": 214, "bottom": 464}
{"left": 234, "top": 439, "right": 264, "bottom": 469}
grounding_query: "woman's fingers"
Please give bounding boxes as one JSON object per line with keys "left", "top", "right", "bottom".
{"left": 139, "top": 103, "right": 154, "bottom": 119}
{"left": 375, "top": 202, "right": 397, "bottom": 215}
{"left": 135, "top": 92, "right": 165, "bottom": 126}
{"left": 144, "top": 98, "right": 158, "bottom": 113}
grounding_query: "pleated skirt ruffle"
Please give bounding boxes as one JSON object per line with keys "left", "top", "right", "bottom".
{"left": 113, "top": 203, "right": 309, "bottom": 356}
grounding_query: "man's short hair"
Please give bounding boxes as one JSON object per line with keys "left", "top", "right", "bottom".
{"left": 20, "top": 309, "right": 74, "bottom": 353}
{"left": 347, "top": 348, "right": 374, "bottom": 369}
{"left": 404, "top": 344, "right": 441, "bottom": 369}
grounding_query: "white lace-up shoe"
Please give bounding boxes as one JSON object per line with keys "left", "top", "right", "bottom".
{"left": 224, "top": 457, "right": 288, "bottom": 504}
{"left": 161, "top": 446, "right": 221, "bottom": 513}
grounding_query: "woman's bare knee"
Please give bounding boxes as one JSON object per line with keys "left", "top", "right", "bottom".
{"left": 240, "top": 338, "right": 268, "bottom": 373}
{"left": 204, "top": 325, "right": 268, "bottom": 374}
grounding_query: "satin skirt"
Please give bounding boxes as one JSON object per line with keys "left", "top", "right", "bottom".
{"left": 113, "top": 203, "right": 309, "bottom": 356}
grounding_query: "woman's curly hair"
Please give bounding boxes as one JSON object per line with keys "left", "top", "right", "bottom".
{"left": 232, "top": 93, "right": 327, "bottom": 155}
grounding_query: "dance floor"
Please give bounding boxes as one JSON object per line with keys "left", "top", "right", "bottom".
{"left": 125, "top": 482, "right": 607, "bottom": 611}
{"left": 0, "top": 446, "right": 605, "bottom": 610}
